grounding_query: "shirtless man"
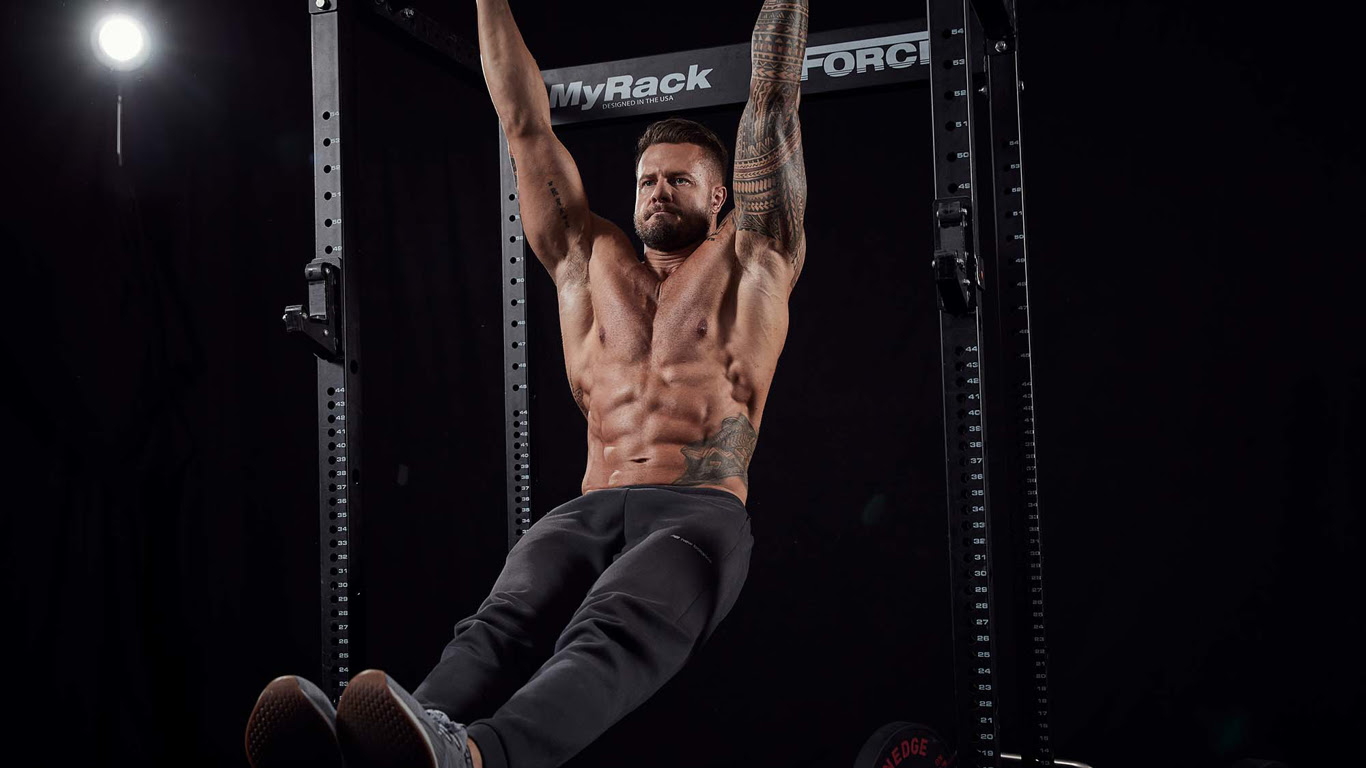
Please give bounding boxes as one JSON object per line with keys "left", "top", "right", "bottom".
{"left": 245, "top": 2, "right": 807, "bottom": 767}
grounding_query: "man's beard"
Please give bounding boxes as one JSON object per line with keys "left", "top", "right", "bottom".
{"left": 635, "top": 206, "right": 711, "bottom": 252}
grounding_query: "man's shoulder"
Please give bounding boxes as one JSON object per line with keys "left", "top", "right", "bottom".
{"left": 589, "top": 212, "right": 632, "bottom": 245}
{"left": 566, "top": 214, "right": 638, "bottom": 287}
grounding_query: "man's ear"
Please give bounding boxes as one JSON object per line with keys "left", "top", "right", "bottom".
{"left": 711, "top": 184, "right": 728, "bottom": 214}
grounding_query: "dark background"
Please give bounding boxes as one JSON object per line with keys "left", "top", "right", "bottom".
{"left": 3, "top": 1, "right": 1361, "bottom": 767}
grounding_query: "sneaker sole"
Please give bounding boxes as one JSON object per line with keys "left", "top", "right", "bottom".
{"left": 336, "top": 669, "right": 440, "bottom": 768}
{"left": 244, "top": 675, "right": 343, "bottom": 768}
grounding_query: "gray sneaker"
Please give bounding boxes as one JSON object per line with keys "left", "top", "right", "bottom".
{"left": 244, "top": 674, "right": 344, "bottom": 768}
{"left": 336, "top": 668, "right": 475, "bottom": 768}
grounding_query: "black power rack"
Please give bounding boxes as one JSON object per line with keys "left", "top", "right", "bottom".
{"left": 285, "top": 0, "right": 363, "bottom": 703}
{"left": 926, "top": 2, "right": 1054, "bottom": 766}
{"left": 289, "top": 2, "right": 1065, "bottom": 766}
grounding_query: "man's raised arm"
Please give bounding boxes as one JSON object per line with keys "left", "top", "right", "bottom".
{"left": 477, "top": 0, "right": 594, "bottom": 286}
{"left": 734, "top": 0, "right": 809, "bottom": 268}
{"left": 476, "top": 0, "right": 550, "bottom": 134}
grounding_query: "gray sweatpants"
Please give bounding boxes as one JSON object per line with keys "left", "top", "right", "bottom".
{"left": 413, "top": 484, "right": 754, "bottom": 768}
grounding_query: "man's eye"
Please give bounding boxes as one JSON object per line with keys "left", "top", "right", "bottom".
{"left": 672, "top": 178, "right": 689, "bottom": 185}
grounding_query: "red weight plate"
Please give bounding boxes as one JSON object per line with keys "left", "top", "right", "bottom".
{"left": 853, "top": 722, "right": 955, "bottom": 768}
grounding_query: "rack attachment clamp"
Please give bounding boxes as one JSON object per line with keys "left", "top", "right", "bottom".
{"left": 283, "top": 257, "right": 344, "bottom": 361}
{"left": 933, "top": 200, "right": 979, "bottom": 314}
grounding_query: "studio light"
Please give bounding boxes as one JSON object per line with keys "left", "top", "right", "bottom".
{"left": 92, "top": 13, "right": 150, "bottom": 72}
{"left": 89, "top": 10, "right": 153, "bottom": 166}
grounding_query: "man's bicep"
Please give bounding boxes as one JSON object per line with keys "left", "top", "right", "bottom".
{"left": 733, "top": 86, "right": 807, "bottom": 263}
{"left": 507, "top": 128, "right": 594, "bottom": 275}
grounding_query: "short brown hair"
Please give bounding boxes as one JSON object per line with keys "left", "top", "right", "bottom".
{"left": 634, "top": 117, "right": 729, "bottom": 186}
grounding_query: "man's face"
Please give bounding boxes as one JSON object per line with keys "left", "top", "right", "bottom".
{"left": 633, "top": 142, "right": 725, "bottom": 252}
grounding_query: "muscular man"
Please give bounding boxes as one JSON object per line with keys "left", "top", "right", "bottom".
{"left": 244, "top": 2, "right": 807, "bottom": 767}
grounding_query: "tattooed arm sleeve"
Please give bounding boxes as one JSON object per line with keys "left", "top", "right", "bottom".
{"left": 734, "top": 0, "right": 809, "bottom": 264}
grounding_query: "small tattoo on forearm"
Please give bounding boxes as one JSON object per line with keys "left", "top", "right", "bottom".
{"left": 547, "top": 179, "right": 571, "bottom": 230}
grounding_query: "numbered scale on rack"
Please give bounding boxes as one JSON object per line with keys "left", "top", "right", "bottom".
{"left": 283, "top": 0, "right": 369, "bottom": 705}
{"left": 923, "top": 1, "right": 1052, "bottom": 767}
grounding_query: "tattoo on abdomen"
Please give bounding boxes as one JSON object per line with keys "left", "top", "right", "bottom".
{"left": 571, "top": 383, "right": 588, "bottom": 418}
{"left": 671, "top": 414, "right": 758, "bottom": 489}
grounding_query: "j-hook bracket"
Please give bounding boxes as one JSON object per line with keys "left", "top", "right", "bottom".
{"left": 283, "top": 257, "right": 344, "bottom": 361}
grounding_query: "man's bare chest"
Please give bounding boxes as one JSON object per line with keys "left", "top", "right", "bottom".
{"left": 586, "top": 245, "right": 739, "bottom": 367}
{"left": 554, "top": 215, "right": 789, "bottom": 425}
